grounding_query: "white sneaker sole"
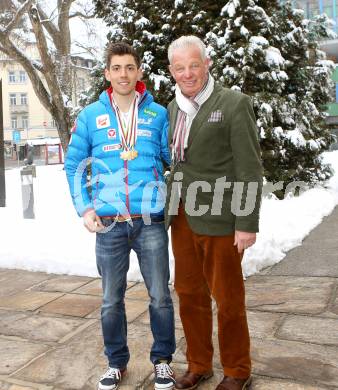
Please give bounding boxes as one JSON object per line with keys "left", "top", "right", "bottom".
{"left": 98, "top": 383, "right": 118, "bottom": 390}
{"left": 155, "top": 385, "right": 175, "bottom": 390}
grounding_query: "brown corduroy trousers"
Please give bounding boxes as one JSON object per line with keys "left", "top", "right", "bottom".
{"left": 171, "top": 205, "right": 251, "bottom": 379}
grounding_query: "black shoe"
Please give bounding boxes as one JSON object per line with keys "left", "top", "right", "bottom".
{"left": 98, "top": 367, "right": 126, "bottom": 390}
{"left": 154, "top": 360, "right": 175, "bottom": 390}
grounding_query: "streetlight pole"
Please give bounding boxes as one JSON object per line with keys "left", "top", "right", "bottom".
{"left": 0, "top": 78, "right": 6, "bottom": 207}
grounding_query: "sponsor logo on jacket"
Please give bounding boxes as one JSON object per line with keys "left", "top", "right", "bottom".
{"left": 107, "top": 129, "right": 117, "bottom": 139}
{"left": 143, "top": 108, "right": 157, "bottom": 118}
{"left": 96, "top": 114, "right": 111, "bottom": 129}
{"left": 137, "top": 129, "right": 152, "bottom": 138}
{"left": 103, "top": 143, "right": 122, "bottom": 152}
{"left": 138, "top": 118, "right": 153, "bottom": 125}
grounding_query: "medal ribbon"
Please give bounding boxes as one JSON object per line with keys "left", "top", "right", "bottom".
{"left": 112, "top": 93, "right": 139, "bottom": 151}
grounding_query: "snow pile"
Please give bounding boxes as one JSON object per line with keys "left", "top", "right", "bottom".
{"left": 242, "top": 151, "right": 338, "bottom": 276}
{"left": 1, "top": 151, "right": 338, "bottom": 280}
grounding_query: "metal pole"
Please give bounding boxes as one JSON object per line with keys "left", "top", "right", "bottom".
{"left": 0, "top": 78, "right": 6, "bottom": 207}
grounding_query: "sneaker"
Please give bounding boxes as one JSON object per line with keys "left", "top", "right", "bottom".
{"left": 98, "top": 367, "right": 126, "bottom": 390}
{"left": 154, "top": 360, "right": 175, "bottom": 390}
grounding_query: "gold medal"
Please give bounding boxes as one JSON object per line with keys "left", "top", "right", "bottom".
{"left": 112, "top": 93, "right": 140, "bottom": 161}
{"left": 130, "top": 149, "right": 138, "bottom": 159}
{"left": 120, "top": 150, "right": 132, "bottom": 160}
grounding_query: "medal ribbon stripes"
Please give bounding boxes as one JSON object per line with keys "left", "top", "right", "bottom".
{"left": 112, "top": 93, "right": 139, "bottom": 160}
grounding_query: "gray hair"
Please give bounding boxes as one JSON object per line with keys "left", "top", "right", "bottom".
{"left": 168, "top": 35, "right": 207, "bottom": 63}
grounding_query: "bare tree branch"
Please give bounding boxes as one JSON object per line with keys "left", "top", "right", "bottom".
{"left": 36, "top": 3, "right": 60, "bottom": 40}
{"left": 4, "top": 0, "right": 35, "bottom": 34}
{"left": 58, "top": 0, "right": 74, "bottom": 55}
{"left": 73, "top": 40, "right": 98, "bottom": 58}
{"left": 28, "top": 6, "right": 63, "bottom": 109}
{"left": 69, "top": 11, "right": 96, "bottom": 19}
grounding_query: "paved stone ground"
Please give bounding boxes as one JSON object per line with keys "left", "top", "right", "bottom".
{"left": 1, "top": 207, "right": 338, "bottom": 389}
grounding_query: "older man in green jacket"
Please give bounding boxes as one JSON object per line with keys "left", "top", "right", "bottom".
{"left": 165, "top": 36, "right": 263, "bottom": 390}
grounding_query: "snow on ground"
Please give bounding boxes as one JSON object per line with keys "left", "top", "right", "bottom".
{"left": 1, "top": 151, "right": 338, "bottom": 280}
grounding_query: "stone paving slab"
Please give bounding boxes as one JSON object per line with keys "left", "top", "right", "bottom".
{"left": 38, "top": 294, "right": 101, "bottom": 318}
{"left": 277, "top": 315, "right": 338, "bottom": 346}
{"left": 251, "top": 338, "right": 338, "bottom": 387}
{"left": 245, "top": 276, "right": 334, "bottom": 314}
{"left": 0, "top": 291, "right": 63, "bottom": 311}
{"left": 29, "top": 276, "right": 92, "bottom": 293}
{"left": 250, "top": 378, "right": 329, "bottom": 389}
{"left": 71, "top": 279, "right": 102, "bottom": 296}
{"left": 0, "top": 339, "right": 49, "bottom": 375}
{"left": 0, "top": 270, "right": 52, "bottom": 298}
{"left": 0, "top": 382, "right": 36, "bottom": 390}
{"left": 246, "top": 310, "right": 283, "bottom": 339}
{"left": 12, "top": 322, "right": 183, "bottom": 390}
{"left": 330, "top": 289, "right": 338, "bottom": 316}
{"left": 73, "top": 280, "right": 137, "bottom": 296}
{"left": 0, "top": 378, "right": 52, "bottom": 390}
{"left": 0, "top": 310, "right": 86, "bottom": 343}
{"left": 11, "top": 322, "right": 104, "bottom": 389}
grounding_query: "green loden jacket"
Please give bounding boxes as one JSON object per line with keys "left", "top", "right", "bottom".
{"left": 164, "top": 84, "right": 263, "bottom": 236}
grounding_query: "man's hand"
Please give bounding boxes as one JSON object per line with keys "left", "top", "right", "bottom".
{"left": 83, "top": 209, "right": 104, "bottom": 233}
{"left": 234, "top": 231, "right": 256, "bottom": 254}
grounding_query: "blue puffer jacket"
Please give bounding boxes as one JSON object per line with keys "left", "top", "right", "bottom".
{"left": 65, "top": 83, "right": 170, "bottom": 218}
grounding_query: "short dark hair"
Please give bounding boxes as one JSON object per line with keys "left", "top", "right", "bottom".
{"left": 105, "top": 42, "right": 141, "bottom": 69}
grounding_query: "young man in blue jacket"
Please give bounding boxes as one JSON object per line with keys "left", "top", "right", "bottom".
{"left": 65, "top": 43, "right": 175, "bottom": 390}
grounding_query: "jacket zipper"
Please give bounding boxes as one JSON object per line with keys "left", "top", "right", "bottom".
{"left": 107, "top": 90, "right": 147, "bottom": 218}
{"left": 153, "top": 167, "right": 159, "bottom": 181}
{"left": 124, "top": 160, "right": 130, "bottom": 216}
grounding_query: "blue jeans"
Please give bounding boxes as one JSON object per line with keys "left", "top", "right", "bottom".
{"left": 96, "top": 217, "right": 175, "bottom": 368}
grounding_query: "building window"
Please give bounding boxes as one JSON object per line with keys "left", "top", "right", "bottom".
{"left": 11, "top": 116, "right": 18, "bottom": 129}
{"left": 22, "top": 116, "right": 29, "bottom": 129}
{"left": 8, "top": 71, "right": 16, "bottom": 83}
{"left": 9, "top": 93, "right": 17, "bottom": 106}
{"left": 20, "top": 93, "right": 28, "bottom": 105}
{"left": 19, "top": 70, "right": 27, "bottom": 83}
{"left": 51, "top": 118, "right": 56, "bottom": 127}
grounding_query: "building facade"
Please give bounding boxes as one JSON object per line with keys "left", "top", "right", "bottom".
{"left": 293, "top": 0, "right": 338, "bottom": 32}
{"left": 0, "top": 42, "right": 93, "bottom": 162}
{"left": 292, "top": 0, "right": 338, "bottom": 110}
{"left": 290, "top": 0, "right": 338, "bottom": 147}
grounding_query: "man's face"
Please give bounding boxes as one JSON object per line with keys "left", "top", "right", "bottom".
{"left": 169, "top": 45, "right": 210, "bottom": 98}
{"left": 105, "top": 54, "right": 142, "bottom": 97}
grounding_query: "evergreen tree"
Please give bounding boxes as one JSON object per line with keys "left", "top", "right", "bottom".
{"left": 84, "top": 0, "right": 224, "bottom": 106}
{"left": 207, "top": 0, "right": 334, "bottom": 192}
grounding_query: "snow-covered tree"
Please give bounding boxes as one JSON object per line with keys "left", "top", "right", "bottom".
{"left": 86, "top": 0, "right": 224, "bottom": 106}
{"left": 207, "top": 0, "right": 335, "bottom": 191}
{"left": 0, "top": 0, "right": 97, "bottom": 151}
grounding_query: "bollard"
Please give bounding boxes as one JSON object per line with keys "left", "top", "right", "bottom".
{"left": 20, "top": 165, "right": 35, "bottom": 219}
